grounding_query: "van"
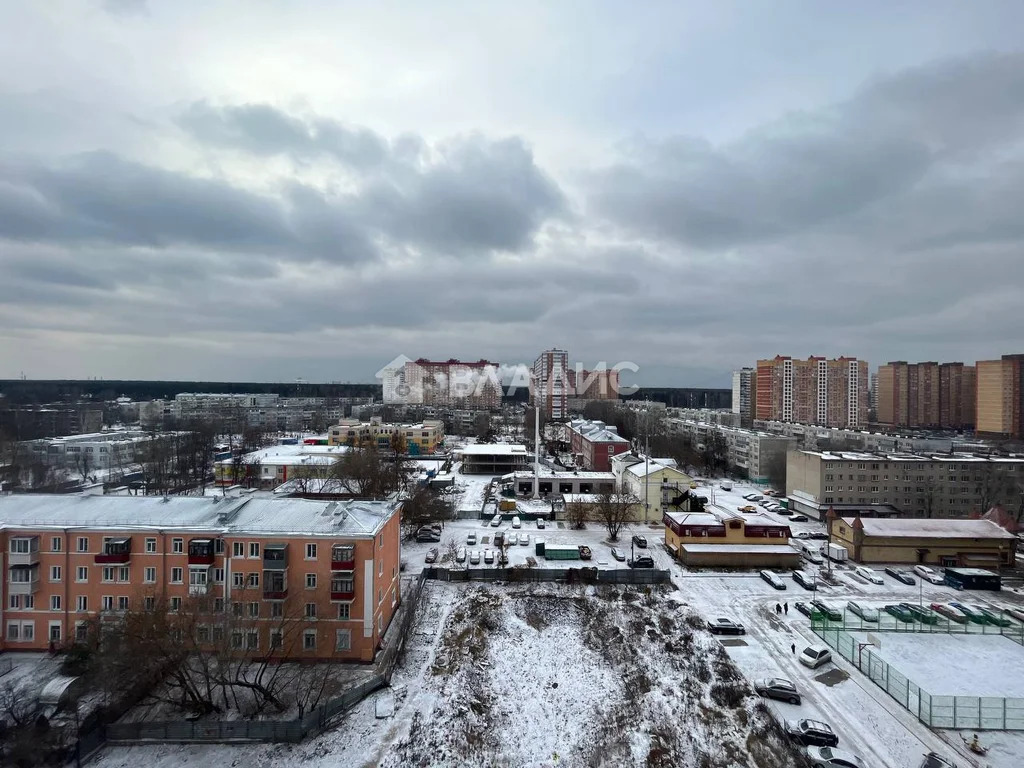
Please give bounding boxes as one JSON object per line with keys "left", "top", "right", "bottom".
{"left": 798, "top": 646, "right": 832, "bottom": 669}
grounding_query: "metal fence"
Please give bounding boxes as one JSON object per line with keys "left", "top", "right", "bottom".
{"left": 811, "top": 619, "right": 1024, "bottom": 730}
{"left": 421, "top": 566, "right": 671, "bottom": 585}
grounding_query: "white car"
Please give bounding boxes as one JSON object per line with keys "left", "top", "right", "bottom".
{"left": 469, "top": 550, "right": 481, "bottom": 565}
{"left": 511, "top": 516, "right": 522, "bottom": 529}
{"left": 456, "top": 547, "right": 467, "bottom": 563}
{"left": 805, "top": 746, "right": 866, "bottom": 768}
{"left": 466, "top": 532, "right": 478, "bottom": 545}
{"left": 506, "top": 532, "right": 518, "bottom": 546}
{"left": 519, "top": 534, "right": 529, "bottom": 546}
{"left": 913, "top": 564, "right": 945, "bottom": 584}
{"left": 854, "top": 566, "right": 884, "bottom": 585}
{"left": 483, "top": 549, "right": 494, "bottom": 564}
{"left": 803, "top": 548, "right": 824, "bottom": 565}
{"left": 610, "top": 547, "right": 626, "bottom": 562}
{"left": 799, "top": 646, "right": 832, "bottom": 669}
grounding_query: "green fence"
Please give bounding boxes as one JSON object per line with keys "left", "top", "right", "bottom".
{"left": 811, "top": 616, "right": 1024, "bottom": 730}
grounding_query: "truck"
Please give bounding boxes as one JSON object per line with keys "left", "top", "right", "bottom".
{"left": 544, "top": 544, "right": 581, "bottom": 561}
{"left": 825, "top": 543, "right": 848, "bottom": 562}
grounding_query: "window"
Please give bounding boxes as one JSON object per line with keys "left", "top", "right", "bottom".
{"left": 51, "top": 536, "right": 62, "bottom": 552}
{"left": 190, "top": 569, "right": 208, "bottom": 588}
{"left": 247, "top": 572, "right": 259, "bottom": 588}
{"left": 233, "top": 572, "right": 244, "bottom": 588}
{"left": 248, "top": 602, "right": 259, "bottom": 618}
{"left": 233, "top": 542, "right": 244, "bottom": 558}
{"left": 77, "top": 536, "right": 89, "bottom": 552}
{"left": 249, "top": 542, "right": 260, "bottom": 558}
{"left": 305, "top": 543, "right": 317, "bottom": 560}
{"left": 77, "top": 595, "right": 88, "bottom": 612}
{"left": 6, "top": 623, "right": 19, "bottom": 641}
{"left": 50, "top": 595, "right": 61, "bottom": 611}
{"left": 305, "top": 602, "right": 318, "bottom": 618}
{"left": 306, "top": 573, "right": 317, "bottom": 589}
{"left": 101, "top": 566, "right": 115, "bottom": 583}
{"left": 215, "top": 539, "right": 225, "bottom": 555}
{"left": 246, "top": 630, "right": 259, "bottom": 650}
{"left": 76, "top": 622, "right": 89, "bottom": 642}
{"left": 337, "top": 603, "right": 350, "bottom": 620}
{"left": 378, "top": 589, "right": 382, "bottom": 605}
{"left": 213, "top": 568, "right": 224, "bottom": 583}
{"left": 118, "top": 596, "right": 130, "bottom": 611}
{"left": 271, "top": 601, "right": 284, "bottom": 618}
{"left": 8, "top": 595, "right": 20, "bottom": 610}
{"left": 9, "top": 569, "right": 32, "bottom": 584}
{"left": 50, "top": 566, "right": 62, "bottom": 582}
{"left": 335, "top": 629, "right": 351, "bottom": 651}
{"left": 214, "top": 597, "right": 225, "bottom": 613}
{"left": 144, "top": 567, "right": 156, "bottom": 583}
{"left": 169, "top": 537, "right": 183, "bottom": 554}
{"left": 10, "top": 539, "right": 30, "bottom": 554}
{"left": 303, "top": 630, "right": 317, "bottom": 650}
{"left": 171, "top": 567, "right": 183, "bottom": 584}
{"left": 102, "top": 596, "right": 114, "bottom": 611}
{"left": 231, "top": 631, "right": 243, "bottom": 650}
{"left": 119, "top": 566, "right": 129, "bottom": 582}
{"left": 24, "top": 595, "right": 34, "bottom": 610}
{"left": 232, "top": 602, "right": 244, "bottom": 617}
{"left": 144, "top": 596, "right": 155, "bottom": 611}
{"left": 196, "top": 625, "right": 210, "bottom": 643}
{"left": 145, "top": 537, "right": 157, "bottom": 553}
{"left": 170, "top": 597, "right": 181, "bottom": 612}
{"left": 378, "top": 534, "right": 383, "bottom": 550}
{"left": 270, "top": 630, "right": 283, "bottom": 649}
{"left": 23, "top": 622, "right": 35, "bottom": 641}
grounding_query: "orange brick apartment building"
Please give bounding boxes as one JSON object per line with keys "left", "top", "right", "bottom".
{"left": 1, "top": 495, "right": 401, "bottom": 661}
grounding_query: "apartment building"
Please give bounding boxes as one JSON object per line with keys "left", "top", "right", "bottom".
{"left": 0, "top": 495, "right": 402, "bottom": 660}
{"left": 327, "top": 418, "right": 444, "bottom": 455}
{"left": 876, "top": 361, "right": 975, "bottom": 429}
{"left": 731, "top": 368, "right": 757, "bottom": 426}
{"left": 402, "top": 359, "right": 502, "bottom": 411}
{"left": 755, "top": 356, "right": 868, "bottom": 428}
{"left": 567, "top": 367, "right": 619, "bottom": 401}
{"left": 0, "top": 404, "right": 103, "bottom": 441}
{"left": 213, "top": 444, "right": 351, "bottom": 489}
{"left": 15, "top": 431, "right": 175, "bottom": 473}
{"left": 668, "top": 419, "right": 796, "bottom": 484}
{"left": 566, "top": 419, "right": 630, "bottom": 471}
{"left": 531, "top": 349, "right": 570, "bottom": 419}
{"left": 786, "top": 450, "right": 1024, "bottom": 520}
{"left": 976, "top": 354, "right": 1024, "bottom": 439}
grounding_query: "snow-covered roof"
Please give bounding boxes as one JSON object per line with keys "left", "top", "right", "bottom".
{"left": 679, "top": 544, "right": 799, "bottom": 554}
{"left": 664, "top": 511, "right": 722, "bottom": 527}
{"left": 229, "top": 444, "right": 350, "bottom": 465}
{"left": 839, "top": 517, "right": 1016, "bottom": 540}
{"left": 457, "top": 444, "right": 528, "bottom": 455}
{"left": 562, "top": 494, "right": 636, "bottom": 505}
{"left": 0, "top": 494, "right": 399, "bottom": 538}
{"left": 567, "top": 419, "right": 629, "bottom": 444}
{"left": 508, "top": 470, "right": 616, "bottom": 481}
{"left": 625, "top": 461, "right": 687, "bottom": 479}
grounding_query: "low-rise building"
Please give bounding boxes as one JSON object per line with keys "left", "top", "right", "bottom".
{"left": 663, "top": 508, "right": 799, "bottom": 568}
{"left": 505, "top": 470, "right": 616, "bottom": 499}
{"left": 612, "top": 453, "right": 693, "bottom": 523}
{"left": 213, "top": 444, "right": 351, "bottom": 489}
{"left": 566, "top": 419, "right": 630, "bottom": 471}
{"left": 0, "top": 494, "right": 402, "bottom": 660}
{"left": 327, "top": 418, "right": 444, "bottom": 455}
{"left": 456, "top": 444, "right": 530, "bottom": 475}
{"left": 829, "top": 515, "right": 1017, "bottom": 568}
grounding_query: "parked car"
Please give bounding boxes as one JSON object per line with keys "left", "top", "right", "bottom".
{"left": 913, "top": 564, "right": 945, "bottom": 585}
{"left": 507, "top": 532, "right": 518, "bottom": 546}
{"left": 799, "top": 647, "right": 833, "bottom": 669}
{"left": 483, "top": 548, "right": 494, "bottom": 564}
{"left": 795, "top": 531, "right": 813, "bottom": 540}
{"left": 793, "top": 570, "right": 818, "bottom": 591}
{"left": 1004, "top": 607, "right": 1024, "bottom": 623}
{"left": 738, "top": 505, "right": 758, "bottom": 513}
{"left": 415, "top": 527, "right": 441, "bottom": 542}
{"left": 794, "top": 601, "right": 812, "bottom": 617}
{"left": 919, "top": 752, "right": 958, "bottom": 768}
{"left": 854, "top": 566, "right": 884, "bottom": 584}
{"left": 490, "top": 515, "right": 501, "bottom": 527}
{"left": 457, "top": 547, "right": 467, "bottom": 563}
{"left": 466, "top": 532, "right": 478, "bottom": 545}
{"left": 628, "top": 555, "right": 654, "bottom": 568}
{"left": 900, "top": 603, "right": 939, "bottom": 624}
{"left": 632, "top": 535, "right": 648, "bottom": 549}
{"left": 930, "top": 603, "right": 968, "bottom": 623}
{"left": 754, "top": 677, "right": 801, "bottom": 704}
{"left": 803, "top": 549, "right": 824, "bottom": 565}
{"left": 790, "top": 514, "right": 809, "bottom": 522}
{"left": 885, "top": 567, "right": 916, "bottom": 585}
{"left": 810, "top": 600, "right": 842, "bottom": 621}
{"left": 707, "top": 618, "right": 746, "bottom": 635}
{"left": 536, "top": 518, "right": 546, "bottom": 529}
{"left": 424, "top": 548, "right": 439, "bottom": 564}
{"left": 610, "top": 547, "right": 625, "bottom": 562}
{"left": 846, "top": 601, "right": 879, "bottom": 622}
{"left": 743, "top": 493, "right": 758, "bottom": 501}
{"left": 511, "top": 516, "right": 522, "bottom": 529}
{"left": 805, "top": 746, "right": 866, "bottom": 768}
{"left": 720, "top": 482, "right": 732, "bottom": 491}
{"left": 949, "top": 602, "right": 988, "bottom": 624}
{"left": 973, "top": 605, "right": 1012, "bottom": 627}
{"left": 884, "top": 604, "right": 915, "bottom": 623}
{"left": 469, "top": 550, "right": 481, "bottom": 565}
{"left": 760, "top": 569, "right": 787, "bottom": 590}
{"left": 786, "top": 719, "right": 839, "bottom": 747}
{"left": 519, "top": 534, "right": 529, "bottom": 546}
{"left": 776, "top": 508, "right": 794, "bottom": 516}
{"left": 807, "top": 532, "right": 829, "bottom": 540}
{"left": 578, "top": 545, "right": 593, "bottom": 561}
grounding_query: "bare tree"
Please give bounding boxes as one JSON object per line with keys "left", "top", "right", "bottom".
{"left": 443, "top": 536, "right": 462, "bottom": 568}
{"left": 334, "top": 445, "right": 407, "bottom": 498}
{"left": 565, "top": 498, "right": 588, "bottom": 530}
{"left": 975, "top": 464, "right": 1012, "bottom": 516}
{"left": 401, "top": 486, "right": 453, "bottom": 539}
{"left": 70, "top": 449, "right": 94, "bottom": 483}
{"left": 593, "top": 491, "right": 641, "bottom": 541}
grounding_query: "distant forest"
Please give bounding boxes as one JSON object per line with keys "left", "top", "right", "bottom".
{"left": 0, "top": 379, "right": 731, "bottom": 409}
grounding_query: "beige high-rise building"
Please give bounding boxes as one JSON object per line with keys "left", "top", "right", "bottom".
{"left": 755, "top": 356, "right": 868, "bottom": 428}
{"left": 877, "top": 361, "right": 974, "bottom": 429}
{"left": 976, "top": 354, "right": 1024, "bottom": 439}
{"left": 939, "top": 363, "right": 976, "bottom": 429}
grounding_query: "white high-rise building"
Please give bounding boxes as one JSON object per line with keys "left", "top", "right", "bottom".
{"left": 731, "top": 368, "right": 756, "bottom": 425}
{"left": 532, "top": 349, "right": 569, "bottom": 419}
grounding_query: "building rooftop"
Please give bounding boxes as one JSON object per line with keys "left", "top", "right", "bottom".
{"left": 224, "top": 444, "right": 350, "bottom": 466}
{"left": 839, "top": 516, "right": 1016, "bottom": 540}
{"left": 0, "top": 494, "right": 398, "bottom": 538}
{"left": 679, "top": 544, "right": 799, "bottom": 554}
{"left": 457, "top": 444, "right": 528, "bottom": 456}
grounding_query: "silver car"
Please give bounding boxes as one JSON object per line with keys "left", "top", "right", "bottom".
{"left": 610, "top": 547, "right": 625, "bottom": 561}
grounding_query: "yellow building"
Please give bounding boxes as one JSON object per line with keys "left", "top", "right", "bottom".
{"left": 328, "top": 418, "right": 444, "bottom": 455}
{"left": 613, "top": 454, "right": 693, "bottom": 522}
{"left": 829, "top": 516, "right": 1017, "bottom": 567}
{"left": 663, "top": 508, "right": 799, "bottom": 568}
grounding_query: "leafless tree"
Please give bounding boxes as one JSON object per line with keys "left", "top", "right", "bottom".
{"left": 974, "top": 464, "right": 1012, "bottom": 516}
{"left": 594, "top": 491, "right": 641, "bottom": 541}
{"left": 334, "top": 444, "right": 407, "bottom": 498}
{"left": 443, "top": 536, "right": 462, "bottom": 568}
{"left": 565, "top": 498, "right": 588, "bottom": 530}
{"left": 402, "top": 486, "right": 453, "bottom": 539}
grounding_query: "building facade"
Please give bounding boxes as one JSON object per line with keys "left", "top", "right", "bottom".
{"left": 755, "top": 356, "right": 868, "bottom": 428}
{"left": 829, "top": 516, "right": 1016, "bottom": 568}
{"left": 327, "top": 418, "right": 444, "bottom": 455}
{"left": 0, "top": 495, "right": 402, "bottom": 661}
{"left": 663, "top": 509, "right": 798, "bottom": 568}
{"left": 876, "top": 361, "right": 974, "bottom": 428}
{"left": 976, "top": 354, "right": 1024, "bottom": 439}
{"left": 731, "top": 368, "right": 757, "bottom": 427}
{"left": 612, "top": 453, "right": 693, "bottom": 522}
{"left": 667, "top": 418, "right": 796, "bottom": 484}
{"left": 402, "top": 359, "right": 502, "bottom": 411}
{"left": 566, "top": 419, "right": 630, "bottom": 471}
{"left": 786, "top": 450, "right": 1024, "bottom": 520}
{"left": 531, "top": 349, "right": 570, "bottom": 420}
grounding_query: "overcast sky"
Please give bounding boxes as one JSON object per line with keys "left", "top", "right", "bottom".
{"left": 2, "top": 1, "right": 1023, "bottom": 388}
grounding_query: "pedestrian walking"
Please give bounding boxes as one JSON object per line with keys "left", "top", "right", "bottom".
{"left": 791, "top": 643, "right": 796, "bottom": 655}
{"left": 775, "top": 603, "right": 782, "bottom": 614}
{"left": 784, "top": 602, "right": 789, "bottom": 614}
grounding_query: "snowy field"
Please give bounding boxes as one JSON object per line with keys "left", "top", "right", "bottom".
{"left": 849, "top": 632, "right": 1024, "bottom": 698}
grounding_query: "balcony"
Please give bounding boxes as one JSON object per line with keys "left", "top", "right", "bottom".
{"left": 95, "top": 537, "right": 132, "bottom": 564}
{"left": 263, "top": 544, "right": 287, "bottom": 571}
{"left": 263, "top": 571, "right": 287, "bottom": 599}
{"left": 331, "top": 546, "right": 355, "bottom": 572}
{"left": 330, "top": 579, "right": 355, "bottom": 601}
{"left": 8, "top": 565, "right": 40, "bottom": 595}
{"left": 188, "top": 539, "right": 215, "bottom": 565}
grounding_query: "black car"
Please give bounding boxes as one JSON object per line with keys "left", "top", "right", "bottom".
{"left": 884, "top": 566, "right": 916, "bottom": 585}
{"left": 632, "top": 535, "right": 648, "bottom": 549}
{"left": 628, "top": 555, "right": 654, "bottom": 568}
{"left": 810, "top": 600, "right": 842, "bottom": 621}
{"left": 790, "top": 515, "right": 809, "bottom": 522}
{"left": 786, "top": 718, "right": 839, "bottom": 748}
{"left": 793, "top": 570, "right": 818, "bottom": 591}
{"left": 754, "top": 677, "right": 801, "bottom": 705}
{"left": 794, "top": 601, "right": 812, "bottom": 617}
{"left": 707, "top": 618, "right": 746, "bottom": 635}
{"left": 919, "top": 753, "right": 958, "bottom": 768}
